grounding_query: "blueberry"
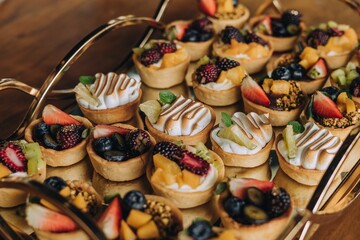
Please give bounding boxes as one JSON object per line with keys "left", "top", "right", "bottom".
{"left": 123, "top": 190, "right": 147, "bottom": 211}
{"left": 92, "top": 137, "right": 113, "bottom": 153}
{"left": 42, "top": 133, "right": 60, "bottom": 150}
{"left": 111, "top": 133, "right": 126, "bottom": 151}
{"left": 103, "top": 150, "right": 127, "bottom": 162}
{"left": 33, "top": 122, "right": 49, "bottom": 141}
{"left": 199, "top": 31, "right": 213, "bottom": 42}
{"left": 49, "top": 124, "right": 62, "bottom": 139}
{"left": 44, "top": 176, "right": 67, "bottom": 191}
{"left": 182, "top": 28, "right": 199, "bottom": 42}
{"left": 349, "top": 77, "right": 360, "bottom": 97}
{"left": 271, "top": 66, "right": 292, "bottom": 80}
{"left": 187, "top": 220, "right": 214, "bottom": 240}
{"left": 288, "top": 62, "right": 306, "bottom": 80}
{"left": 271, "top": 19, "right": 287, "bottom": 37}
{"left": 223, "top": 196, "right": 246, "bottom": 219}
{"left": 320, "top": 86, "right": 340, "bottom": 101}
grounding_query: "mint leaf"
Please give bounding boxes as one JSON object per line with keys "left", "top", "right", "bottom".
{"left": 79, "top": 75, "right": 95, "bottom": 85}
{"left": 159, "top": 90, "right": 176, "bottom": 104}
{"left": 214, "top": 182, "right": 227, "bottom": 195}
{"left": 288, "top": 121, "right": 304, "bottom": 134}
{"left": 221, "top": 112, "right": 233, "bottom": 127}
{"left": 305, "top": 95, "right": 314, "bottom": 119}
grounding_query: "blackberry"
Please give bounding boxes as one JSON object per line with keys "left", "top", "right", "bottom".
{"left": 245, "top": 32, "right": 268, "bottom": 46}
{"left": 281, "top": 10, "right": 302, "bottom": 26}
{"left": 265, "top": 188, "right": 291, "bottom": 218}
{"left": 195, "top": 62, "right": 220, "bottom": 84}
{"left": 153, "top": 141, "right": 183, "bottom": 161}
{"left": 187, "top": 220, "right": 214, "bottom": 240}
{"left": 306, "top": 29, "right": 330, "bottom": 48}
{"left": 221, "top": 26, "right": 244, "bottom": 44}
{"left": 218, "top": 58, "right": 240, "bottom": 71}
{"left": 156, "top": 42, "right": 176, "bottom": 54}
{"left": 349, "top": 77, "right": 360, "bottom": 97}
{"left": 44, "top": 176, "right": 67, "bottom": 192}
{"left": 140, "top": 48, "right": 163, "bottom": 66}
{"left": 190, "top": 17, "right": 212, "bottom": 31}
{"left": 56, "top": 124, "right": 84, "bottom": 150}
{"left": 327, "top": 28, "right": 344, "bottom": 37}
{"left": 126, "top": 129, "right": 151, "bottom": 155}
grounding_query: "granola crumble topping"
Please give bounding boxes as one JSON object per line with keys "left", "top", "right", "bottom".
{"left": 314, "top": 108, "right": 360, "bottom": 128}
{"left": 273, "top": 81, "right": 305, "bottom": 111}
{"left": 215, "top": 5, "right": 246, "bottom": 20}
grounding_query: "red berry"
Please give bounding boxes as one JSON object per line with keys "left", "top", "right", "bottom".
{"left": 126, "top": 129, "right": 151, "bottom": 155}
{"left": 229, "top": 178, "right": 275, "bottom": 200}
{"left": 306, "top": 29, "right": 330, "bottom": 48}
{"left": 218, "top": 58, "right": 240, "bottom": 71}
{"left": 190, "top": 17, "right": 212, "bottom": 31}
{"left": 312, "top": 91, "right": 343, "bottom": 118}
{"left": 56, "top": 124, "right": 84, "bottom": 150}
{"left": 177, "top": 150, "right": 210, "bottom": 176}
{"left": 199, "top": 0, "right": 216, "bottom": 17}
{"left": 140, "top": 48, "right": 163, "bottom": 66}
{"left": 241, "top": 77, "right": 271, "bottom": 107}
{"left": 0, "top": 142, "right": 27, "bottom": 172}
{"left": 221, "top": 26, "right": 244, "bottom": 44}
{"left": 156, "top": 42, "right": 177, "bottom": 54}
{"left": 42, "top": 104, "right": 81, "bottom": 125}
{"left": 195, "top": 62, "right": 220, "bottom": 84}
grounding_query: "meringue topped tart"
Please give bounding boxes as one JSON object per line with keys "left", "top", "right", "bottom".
{"left": 140, "top": 90, "right": 216, "bottom": 145}
{"left": 211, "top": 112, "right": 274, "bottom": 167}
{"left": 276, "top": 122, "right": 342, "bottom": 185}
{"left": 74, "top": 72, "right": 142, "bottom": 124}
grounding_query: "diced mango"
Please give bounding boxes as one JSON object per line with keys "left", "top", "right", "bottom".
{"left": 73, "top": 193, "right": 87, "bottom": 211}
{"left": 337, "top": 92, "right": 348, "bottom": 104}
{"left": 127, "top": 209, "right": 152, "bottom": 229}
{"left": 153, "top": 153, "right": 181, "bottom": 175}
{"left": 59, "top": 186, "right": 71, "bottom": 197}
{"left": 0, "top": 163, "right": 11, "bottom": 179}
{"left": 182, "top": 170, "right": 201, "bottom": 189}
{"left": 226, "top": 66, "right": 246, "bottom": 86}
{"left": 216, "top": 230, "right": 237, "bottom": 240}
{"left": 176, "top": 173, "right": 184, "bottom": 187}
{"left": 345, "top": 98, "right": 356, "bottom": 113}
{"left": 137, "top": 220, "right": 160, "bottom": 239}
{"left": 245, "top": 43, "right": 269, "bottom": 59}
{"left": 217, "top": 0, "right": 234, "bottom": 13}
{"left": 262, "top": 78, "right": 273, "bottom": 93}
{"left": 120, "top": 220, "right": 137, "bottom": 240}
{"left": 300, "top": 47, "right": 318, "bottom": 59}
{"left": 161, "top": 48, "right": 188, "bottom": 68}
{"left": 298, "top": 59, "right": 310, "bottom": 69}
{"left": 270, "top": 80, "right": 290, "bottom": 95}
{"left": 216, "top": 71, "right": 228, "bottom": 83}
{"left": 299, "top": 47, "right": 319, "bottom": 68}
{"left": 151, "top": 168, "right": 176, "bottom": 186}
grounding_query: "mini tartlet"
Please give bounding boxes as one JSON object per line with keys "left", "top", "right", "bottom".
{"left": 300, "top": 88, "right": 360, "bottom": 141}
{"left": 199, "top": 0, "right": 250, "bottom": 33}
{"left": 147, "top": 141, "right": 224, "bottom": 209}
{"left": 217, "top": 178, "right": 293, "bottom": 240}
{"left": 132, "top": 39, "right": 190, "bottom": 88}
{"left": 26, "top": 177, "right": 103, "bottom": 240}
{"left": 305, "top": 21, "right": 358, "bottom": 69}
{"left": 275, "top": 122, "right": 342, "bottom": 186}
{"left": 24, "top": 104, "right": 93, "bottom": 167}
{"left": 140, "top": 91, "right": 216, "bottom": 145}
{"left": 266, "top": 47, "right": 329, "bottom": 94}
{"left": 165, "top": 17, "right": 215, "bottom": 61}
{"left": 87, "top": 124, "right": 155, "bottom": 182}
{"left": 74, "top": 72, "right": 142, "bottom": 124}
{"left": 0, "top": 140, "right": 46, "bottom": 207}
{"left": 249, "top": 10, "right": 303, "bottom": 52}
{"left": 212, "top": 26, "right": 273, "bottom": 74}
{"left": 211, "top": 112, "right": 274, "bottom": 168}
{"left": 192, "top": 56, "right": 246, "bottom": 106}
{"left": 241, "top": 76, "right": 306, "bottom": 127}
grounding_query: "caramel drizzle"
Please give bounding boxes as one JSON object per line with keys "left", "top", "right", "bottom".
{"left": 92, "top": 72, "right": 137, "bottom": 97}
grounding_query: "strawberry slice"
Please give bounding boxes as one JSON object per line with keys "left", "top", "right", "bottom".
{"left": 307, "top": 58, "right": 328, "bottom": 79}
{"left": 98, "top": 196, "right": 122, "bottom": 239}
{"left": 42, "top": 104, "right": 81, "bottom": 125}
{"left": 313, "top": 91, "right": 343, "bottom": 118}
{"left": 93, "top": 125, "right": 131, "bottom": 139}
{"left": 26, "top": 203, "right": 78, "bottom": 232}
{"left": 178, "top": 151, "right": 210, "bottom": 176}
{"left": 241, "top": 76, "right": 271, "bottom": 106}
{"left": 260, "top": 16, "right": 272, "bottom": 35}
{"left": 199, "top": 0, "right": 216, "bottom": 17}
{"left": 0, "top": 142, "right": 26, "bottom": 172}
{"left": 229, "top": 178, "right": 275, "bottom": 200}
{"left": 174, "top": 23, "right": 189, "bottom": 40}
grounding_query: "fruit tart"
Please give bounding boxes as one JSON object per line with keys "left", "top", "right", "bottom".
{"left": 192, "top": 56, "right": 246, "bottom": 106}
{"left": 305, "top": 21, "right": 358, "bottom": 69}
{"left": 87, "top": 124, "right": 155, "bottom": 182}
{"left": 166, "top": 17, "right": 215, "bottom": 61}
{"left": 210, "top": 112, "right": 274, "bottom": 168}
{"left": 217, "top": 178, "right": 293, "bottom": 240}
{"left": 212, "top": 27, "right": 273, "bottom": 74}
{"left": 300, "top": 87, "right": 360, "bottom": 141}
{"left": 132, "top": 39, "right": 191, "bottom": 89}
{"left": 147, "top": 141, "right": 224, "bottom": 208}
{"left": 140, "top": 90, "right": 216, "bottom": 145}
{"left": 24, "top": 104, "right": 93, "bottom": 167}
{"left": 275, "top": 122, "right": 342, "bottom": 186}
{"left": 250, "top": 10, "right": 303, "bottom": 52}
{"left": 0, "top": 141, "right": 46, "bottom": 207}
{"left": 74, "top": 72, "right": 142, "bottom": 124}
{"left": 26, "top": 176, "right": 103, "bottom": 240}
{"left": 96, "top": 190, "right": 183, "bottom": 239}
{"left": 266, "top": 47, "right": 329, "bottom": 94}
{"left": 198, "top": 0, "right": 250, "bottom": 33}
{"left": 241, "top": 76, "right": 306, "bottom": 127}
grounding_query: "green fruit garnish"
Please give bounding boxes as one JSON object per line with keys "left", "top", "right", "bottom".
{"left": 159, "top": 90, "right": 176, "bottom": 104}
{"left": 221, "top": 112, "right": 233, "bottom": 127}
{"left": 195, "top": 142, "right": 210, "bottom": 161}
{"left": 22, "top": 142, "right": 44, "bottom": 176}
{"left": 139, "top": 100, "right": 162, "bottom": 124}
{"left": 346, "top": 70, "right": 359, "bottom": 82}
{"left": 282, "top": 125, "right": 297, "bottom": 159}
{"left": 132, "top": 47, "right": 144, "bottom": 56}
{"left": 196, "top": 56, "right": 210, "bottom": 68}
{"left": 288, "top": 121, "right": 304, "bottom": 134}
{"left": 331, "top": 68, "right": 345, "bottom": 81}
{"left": 74, "top": 83, "right": 101, "bottom": 107}
{"left": 217, "top": 125, "right": 256, "bottom": 150}
{"left": 79, "top": 76, "right": 96, "bottom": 85}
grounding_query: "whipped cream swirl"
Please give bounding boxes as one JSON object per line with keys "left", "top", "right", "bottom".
{"left": 212, "top": 112, "right": 273, "bottom": 154}
{"left": 151, "top": 95, "right": 212, "bottom": 136}
{"left": 203, "top": 79, "right": 235, "bottom": 91}
{"left": 278, "top": 122, "right": 342, "bottom": 170}
{"left": 78, "top": 72, "right": 141, "bottom": 110}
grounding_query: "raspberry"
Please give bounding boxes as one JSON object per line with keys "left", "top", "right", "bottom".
{"left": 245, "top": 32, "right": 268, "bottom": 46}
{"left": 195, "top": 63, "right": 220, "bottom": 84}
{"left": 281, "top": 10, "right": 302, "bottom": 26}
{"left": 218, "top": 58, "right": 240, "bottom": 71}
{"left": 190, "top": 17, "right": 212, "bottom": 31}
{"left": 177, "top": 150, "right": 210, "bottom": 176}
{"left": 140, "top": 48, "right": 163, "bottom": 66}
{"left": 0, "top": 142, "right": 27, "bottom": 172}
{"left": 221, "top": 26, "right": 244, "bottom": 44}
{"left": 306, "top": 29, "right": 330, "bottom": 48}
{"left": 265, "top": 188, "right": 291, "bottom": 218}
{"left": 156, "top": 42, "right": 177, "bottom": 54}
{"left": 153, "top": 142, "right": 183, "bottom": 162}
{"left": 126, "top": 129, "right": 151, "bottom": 155}
{"left": 56, "top": 124, "right": 84, "bottom": 150}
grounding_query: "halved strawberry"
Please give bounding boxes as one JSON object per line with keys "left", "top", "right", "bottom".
{"left": 199, "top": 0, "right": 216, "bottom": 17}
{"left": 177, "top": 150, "right": 210, "bottom": 176}
{"left": 260, "top": 16, "right": 272, "bottom": 35}
{"left": 26, "top": 203, "right": 78, "bottom": 232}
{"left": 42, "top": 104, "right": 81, "bottom": 125}
{"left": 0, "top": 142, "right": 26, "bottom": 172}
{"left": 229, "top": 178, "right": 275, "bottom": 200}
{"left": 174, "top": 23, "right": 189, "bottom": 40}
{"left": 93, "top": 125, "right": 131, "bottom": 139}
{"left": 241, "top": 76, "right": 271, "bottom": 106}
{"left": 313, "top": 91, "right": 343, "bottom": 118}
{"left": 307, "top": 58, "right": 328, "bottom": 79}
{"left": 98, "top": 196, "right": 122, "bottom": 239}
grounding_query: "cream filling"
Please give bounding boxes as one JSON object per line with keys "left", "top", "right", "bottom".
{"left": 203, "top": 79, "right": 235, "bottom": 91}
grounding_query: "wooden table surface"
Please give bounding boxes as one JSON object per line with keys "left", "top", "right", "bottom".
{"left": 0, "top": 0, "right": 359, "bottom": 239}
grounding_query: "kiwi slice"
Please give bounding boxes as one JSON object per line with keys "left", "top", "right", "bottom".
{"left": 243, "top": 205, "right": 269, "bottom": 224}
{"left": 246, "top": 187, "right": 265, "bottom": 206}
{"left": 22, "top": 142, "right": 44, "bottom": 176}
